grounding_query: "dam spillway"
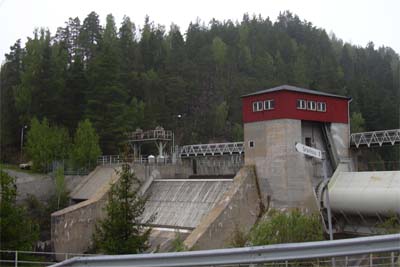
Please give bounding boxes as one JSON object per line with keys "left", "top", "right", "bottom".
{"left": 142, "top": 179, "right": 233, "bottom": 229}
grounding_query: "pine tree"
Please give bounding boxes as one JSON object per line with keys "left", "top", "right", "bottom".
{"left": 139, "top": 16, "right": 167, "bottom": 71}
{"left": 79, "top": 11, "right": 102, "bottom": 63}
{"left": 118, "top": 16, "right": 138, "bottom": 87}
{"left": 85, "top": 14, "right": 128, "bottom": 153}
{"left": 0, "top": 40, "right": 23, "bottom": 161}
{"left": 93, "top": 163, "right": 152, "bottom": 254}
{"left": 64, "top": 52, "right": 87, "bottom": 131}
{"left": 165, "top": 24, "right": 186, "bottom": 74}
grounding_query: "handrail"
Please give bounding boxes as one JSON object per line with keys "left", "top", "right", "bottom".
{"left": 97, "top": 155, "right": 174, "bottom": 165}
{"left": 50, "top": 234, "right": 400, "bottom": 267}
{"left": 97, "top": 155, "right": 127, "bottom": 165}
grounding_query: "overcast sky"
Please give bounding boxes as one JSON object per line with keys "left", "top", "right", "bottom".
{"left": 0, "top": 0, "right": 399, "bottom": 63}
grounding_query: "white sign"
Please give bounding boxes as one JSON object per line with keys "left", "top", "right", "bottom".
{"left": 295, "top": 143, "right": 322, "bottom": 159}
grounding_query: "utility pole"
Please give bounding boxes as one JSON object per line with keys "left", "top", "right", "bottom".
{"left": 295, "top": 142, "right": 334, "bottom": 240}
{"left": 322, "top": 153, "right": 334, "bottom": 241}
{"left": 295, "top": 142, "right": 335, "bottom": 267}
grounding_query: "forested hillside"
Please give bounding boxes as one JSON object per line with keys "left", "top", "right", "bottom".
{"left": 1, "top": 11, "right": 399, "bottom": 160}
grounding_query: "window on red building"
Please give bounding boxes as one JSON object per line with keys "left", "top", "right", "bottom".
{"left": 253, "top": 101, "right": 264, "bottom": 112}
{"left": 317, "top": 102, "right": 326, "bottom": 112}
{"left": 252, "top": 102, "right": 258, "bottom": 112}
{"left": 264, "top": 99, "right": 275, "bottom": 110}
{"left": 296, "top": 99, "right": 306, "bottom": 110}
{"left": 307, "top": 101, "right": 316, "bottom": 111}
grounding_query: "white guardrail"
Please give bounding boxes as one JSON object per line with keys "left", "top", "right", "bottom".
{"left": 50, "top": 234, "right": 400, "bottom": 267}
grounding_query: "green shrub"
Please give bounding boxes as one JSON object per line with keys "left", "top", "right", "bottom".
{"left": 0, "top": 170, "right": 39, "bottom": 250}
{"left": 70, "top": 119, "right": 101, "bottom": 169}
{"left": 250, "top": 209, "right": 324, "bottom": 246}
{"left": 171, "top": 231, "right": 186, "bottom": 252}
{"left": 377, "top": 213, "right": 400, "bottom": 234}
{"left": 26, "top": 117, "right": 69, "bottom": 172}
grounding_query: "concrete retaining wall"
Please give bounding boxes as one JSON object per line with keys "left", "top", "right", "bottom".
{"left": 4, "top": 169, "right": 85, "bottom": 203}
{"left": 132, "top": 155, "right": 242, "bottom": 180}
{"left": 51, "top": 168, "right": 120, "bottom": 259}
{"left": 184, "top": 166, "right": 261, "bottom": 250}
{"left": 51, "top": 165, "right": 163, "bottom": 258}
{"left": 133, "top": 162, "right": 193, "bottom": 180}
{"left": 192, "top": 155, "right": 243, "bottom": 176}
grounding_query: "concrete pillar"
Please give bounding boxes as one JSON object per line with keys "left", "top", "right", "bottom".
{"left": 244, "top": 119, "right": 316, "bottom": 210}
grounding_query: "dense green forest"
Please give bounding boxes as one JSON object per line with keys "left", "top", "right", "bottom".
{"left": 1, "top": 11, "right": 399, "bottom": 161}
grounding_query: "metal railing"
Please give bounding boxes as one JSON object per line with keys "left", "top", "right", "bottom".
{"left": 50, "top": 234, "right": 400, "bottom": 267}
{"left": 97, "top": 155, "right": 175, "bottom": 165}
{"left": 127, "top": 129, "right": 173, "bottom": 141}
{"left": 50, "top": 160, "right": 90, "bottom": 176}
{"left": 97, "top": 155, "right": 126, "bottom": 165}
{"left": 350, "top": 129, "right": 400, "bottom": 148}
{"left": 0, "top": 250, "right": 94, "bottom": 267}
{"left": 179, "top": 142, "right": 244, "bottom": 157}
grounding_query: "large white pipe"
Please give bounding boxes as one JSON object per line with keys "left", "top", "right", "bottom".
{"left": 322, "top": 171, "right": 400, "bottom": 216}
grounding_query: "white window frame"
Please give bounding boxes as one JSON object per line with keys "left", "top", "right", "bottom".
{"left": 317, "top": 102, "right": 326, "bottom": 112}
{"left": 307, "top": 100, "right": 316, "bottom": 111}
{"left": 252, "top": 102, "right": 258, "bottom": 112}
{"left": 257, "top": 101, "right": 263, "bottom": 111}
{"left": 264, "top": 99, "right": 275, "bottom": 110}
{"left": 252, "top": 101, "right": 264, "bottom": 112}
{"left": 296, "top": 99, "right": 306, "bottom": 110}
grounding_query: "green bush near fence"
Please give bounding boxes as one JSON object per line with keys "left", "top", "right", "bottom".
{"left": 0, "top": 170, "right": 39, "bottom": 252}
{"left": 249, "top": 209, "right": 324, "bottom": 246}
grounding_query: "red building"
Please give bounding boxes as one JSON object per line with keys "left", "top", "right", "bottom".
{"left": 242, "top": 85, "right": 351, "bottom": 124}
{"left": 241, "top": 85, "right": 352, "bottom": 210}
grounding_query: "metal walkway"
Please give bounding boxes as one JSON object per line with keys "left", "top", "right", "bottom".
{"left": 179, "top": 142, "right": 244, "bottom": 157}
{"left": 350, "top": 129, "right": 400, "bottom": 148}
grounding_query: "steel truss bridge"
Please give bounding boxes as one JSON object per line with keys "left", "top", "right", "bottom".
{"left": 179, "top": 142, "right": 244, "bottom": 157}
{"left": 350, "top": 129, "right": 400, "bottom": 148}
{"left": 179, "top": 128, "right": 400, "bottom": 158}
{"left": 96, "top": 129, "right": 400, "bottom": 162}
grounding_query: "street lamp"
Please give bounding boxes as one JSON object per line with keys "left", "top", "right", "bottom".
{"left": 171, "top": 114, "right": 184, "bottom": 162}
{"left": 20, "top": 125, "right": 27, "bottom": 162}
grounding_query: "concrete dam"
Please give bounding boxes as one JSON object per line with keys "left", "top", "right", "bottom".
{"left": 51, "top": 85, "right": 400, "bottom": 256}
{"left": 51, "top": 157, "right": 261, "bottom": 256}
